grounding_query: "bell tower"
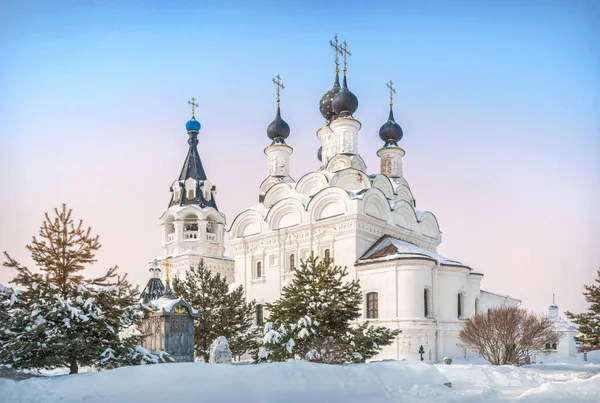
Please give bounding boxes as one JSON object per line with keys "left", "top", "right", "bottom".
{"left": 151, "top": 98, "right": 234, "bottom": 283}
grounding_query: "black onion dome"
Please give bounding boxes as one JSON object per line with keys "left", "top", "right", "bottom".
{"left": 379, "top": 109, "right": 403, "bottom": 146}
{"left": 317, "top": 146, "right": 322, "bottom": 161}
{"left": 332, "top": 75, "right": 358, "bottom": 118}
{"left": 267, "top": 105, "right": 290, "bottom": 143}
{"left": 319, "top": 72, "right": 341, "bottom": 121}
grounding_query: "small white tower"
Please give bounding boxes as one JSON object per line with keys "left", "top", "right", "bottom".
{"left": 259, "top": 75, "right": 294, "bottom": 200}
{"left": 377, "top": 80, "right": 406, "bottom": 179}
{"left": 322, "top": 40, "right": 366, "bottom": 173}
{"left": 545, "top": 294, "right": 577, "bottom": 359}
{"left": 153, "top": 98, "right": 234, "bottom": 283}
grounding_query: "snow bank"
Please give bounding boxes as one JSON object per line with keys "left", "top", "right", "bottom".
{"left": 0, "top": 361, "right": 450, "bottom": 403}
{"left": 518, "top": 373, "right": 600, "bottom": 402}
{"left": 437, "top": 363, "right": 600, "bottom": 402}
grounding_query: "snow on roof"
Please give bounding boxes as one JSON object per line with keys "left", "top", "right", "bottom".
{"left": 148, "top": 252, "right": 234, "bottom": 263}
{"left": 358, "top": 236, "right": 465, "bottom": 267}
{"left": 480, "top": 290, "right": 518, "bottom": 300}
{"left": 345, "top": 189, "right": 367, "bottom": 200}
{"left": 248, "top": 203, "right": 269, "bottom": 217}
{"left": 150, "top": 296, "right": 184, "bottom": 312}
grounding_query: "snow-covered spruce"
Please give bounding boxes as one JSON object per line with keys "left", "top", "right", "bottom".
{"left": 172, "top": 259, "right": 259, "bottom": 362}
{"left": 0, "top": 204, "right": 171, "bottom": 374}
{"left": 255, "top": 255, "right": 398, "bottom": 363}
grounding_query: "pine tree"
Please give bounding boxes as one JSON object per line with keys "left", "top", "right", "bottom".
{"left": 172, "top": 259, "right": 259, "bottom": 362}
{"left": 0, "top": 204, "right": 170, "bottom": 374}
{"left": 257, "top": 254, "right": 398, "bottom": 364}
{"left": 566, "top": 269, "right": 600, "bottom": 350}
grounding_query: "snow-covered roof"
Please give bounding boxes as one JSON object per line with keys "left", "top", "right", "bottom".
{"left": 480, "top": 290, "right": 516, "bottom": 300}
{"left": 357, "top": 236, "right": 466, "bottom": 267}
{"left": 548, "top": 305, "right": 577, "bottom": 332}
{"left": 147, "top": 296, "right": 198, "bottom": 316}
{"left": 148, "top": 252, "right": 234, "bottom": 263}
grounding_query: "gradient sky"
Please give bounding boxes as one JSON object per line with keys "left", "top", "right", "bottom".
{"left": 1, "top": 0, "right": 599, "bottom": 315}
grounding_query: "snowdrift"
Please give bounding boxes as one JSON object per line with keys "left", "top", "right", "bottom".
{"left": 0, "top": 360, "right": 450, "bottom": 403}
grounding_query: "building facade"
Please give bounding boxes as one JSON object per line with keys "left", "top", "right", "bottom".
{"left": 150, "top": 40, "right": 522, "bottom": 362}
{"left": 228, "top": 41, "right": 520, "bottom": 362}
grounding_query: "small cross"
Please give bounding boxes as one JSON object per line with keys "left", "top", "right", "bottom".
{"left": 164, "top": 259, "right": 171, "bottom": 284}
{"left": 187, "top": 97, "right": 199, "bottom": 117}
{"left": 329, "top": 34, "right": 343, "bottom": 72}
{"left": 418, "top": 345, "right": 425, "bottom": 361}
{"left": 272, "top": 75, "right": 285, "bottom": 105}
{"left": 386, "top": 80, "right": 396, "bottom": 108}
{"left": 340, "top": 41, "right": 352, "bottom": 72}
{"left": 553, "top": 293, "right": 555, "bottom": 305}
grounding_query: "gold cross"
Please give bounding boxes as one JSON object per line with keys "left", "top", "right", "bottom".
{"left": 329, "top": 34, "right": 343, "bottom": 73}
{"left": 272, "top": 75, "right": 285, "bottom": 105}
{"left": 340, "top": 41, "right": 352, "bottom": 73}
{"left": 386, "top": 80, "right": 396, "bottom": 108}
{"left": 187, "top": 97, "right": 198, "bottom": 117}
{"left": 164, "top": 259, "right": 171, "bottom": 283}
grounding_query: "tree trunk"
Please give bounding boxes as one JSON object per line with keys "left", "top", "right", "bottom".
{"left": 69, "top": 358, "right": 78, "bottom": 374}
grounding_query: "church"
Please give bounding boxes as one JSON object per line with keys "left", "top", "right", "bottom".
{"left": 148, "top": 37, "right": 520, "bottom": 362}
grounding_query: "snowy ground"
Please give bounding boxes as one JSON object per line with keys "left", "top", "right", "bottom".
{"left": 1, "top": 354, "right": 599, "bottom": 403}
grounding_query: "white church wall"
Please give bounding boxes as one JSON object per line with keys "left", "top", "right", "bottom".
{"left": 436, "top": 267, "right": 472, "bottom": 322}
{"left": 480, "top": 290, "right": 521, "bottom": 311}
{"left": 357, "top": 264, "right": 397, "bottom": 319}
{"left": 467, "top": 273, "right": 483, "bottom": 315}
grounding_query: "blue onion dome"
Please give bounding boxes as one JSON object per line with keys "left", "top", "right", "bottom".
{"left": 379, "top": 109, "right": 403, "bottom": 146}
{"left": 186, "top": 116, "right": 201, "bottom": 132}
{"left": 317, "top": 146, "right": 322, "bottom": 161}
{"left": 332, "top": 75, "right": 358, "bottom": 118}
{"left": 319, "top": 72, "right": 341, "bottom": 121}
{"left": 267, "top": 105, "right": 290, "bottom": 143}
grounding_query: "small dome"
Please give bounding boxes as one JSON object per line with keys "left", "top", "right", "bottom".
{"left": 317, "top": 146, "right": 322, "bottom": 161}
{"left": 267, "top": 106, "right": 290, "bottom": 142}
{"left": 319, "top": 72, "right": 341, "bottom": 122}
{"left": 379, "top": 109, "right": 403, "bottom": 146}
{"left": 332, "top": 75, "right": 358, "bottom": 118}
{"left": 186, "top": 116, "right": 201, "bottom": 132}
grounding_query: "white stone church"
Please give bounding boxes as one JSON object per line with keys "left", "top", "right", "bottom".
{"left": 149, "top": 39, "right": 520, "bottom": 362}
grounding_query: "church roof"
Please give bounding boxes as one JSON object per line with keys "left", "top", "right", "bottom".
{"left": 140, "top": 277, "right": 165, "bottom": 303}
{"left": 357, "top": 235, "right": 467, "bottom": 268}
{"left": 169, "top": 123, "right": 218, "bottom": 210}
{"left": 148, "top": 295, "right": 199, "bottom": 316}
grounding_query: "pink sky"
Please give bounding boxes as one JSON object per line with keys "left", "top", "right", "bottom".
{"left": 1, "top": 1, "right": 599, "bottom": 316}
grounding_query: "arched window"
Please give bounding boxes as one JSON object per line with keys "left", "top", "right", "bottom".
{"left": 545, "top": 343, "right": 551, "bottom": 350}
{"left": 289, "top": 254, "right": 296, "bottom": 271}
{"left": 324, "top": 249, "right": 331, "bottom": 261}
{"left": 457, "top": 293, "right": 464, "bottom": 319}
{"left": 256, "top": 304, "right": 264, "bottom": 326}
{"left": 475, "top": 298, "right": 480, "bottom": 314}
{"left": 366, "top": 292, "right": 378, "bottom": 319}
{"left": 552, "top": 343, "right": 557, "bottom": 350}
{"left": 256, "top": 262, "right": 262, "bottom": 278}
{"left": 424, "top": 288, "right": 430, "bottom": 317}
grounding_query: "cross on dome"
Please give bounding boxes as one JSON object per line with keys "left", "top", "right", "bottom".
{"left": 329, "top": 34, "right": 342, "bottom": 73}
{"left": 386, "top": 80, "right": 396, "bottom": 109}
{"left": 163, "top": 259, "right": 171, "bottom": 283}
{"left": 272, "top": 75, "right": 285, "bottom": 105}
{"left": 187, "top": 97, "right": 198, "bottom": 117}
{"left": 340, "top": 41, "right": 352, "bottom": 74}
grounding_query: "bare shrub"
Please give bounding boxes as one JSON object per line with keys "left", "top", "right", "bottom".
{"left": 459, "top": 306, "right": 559, "bottom": 365}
